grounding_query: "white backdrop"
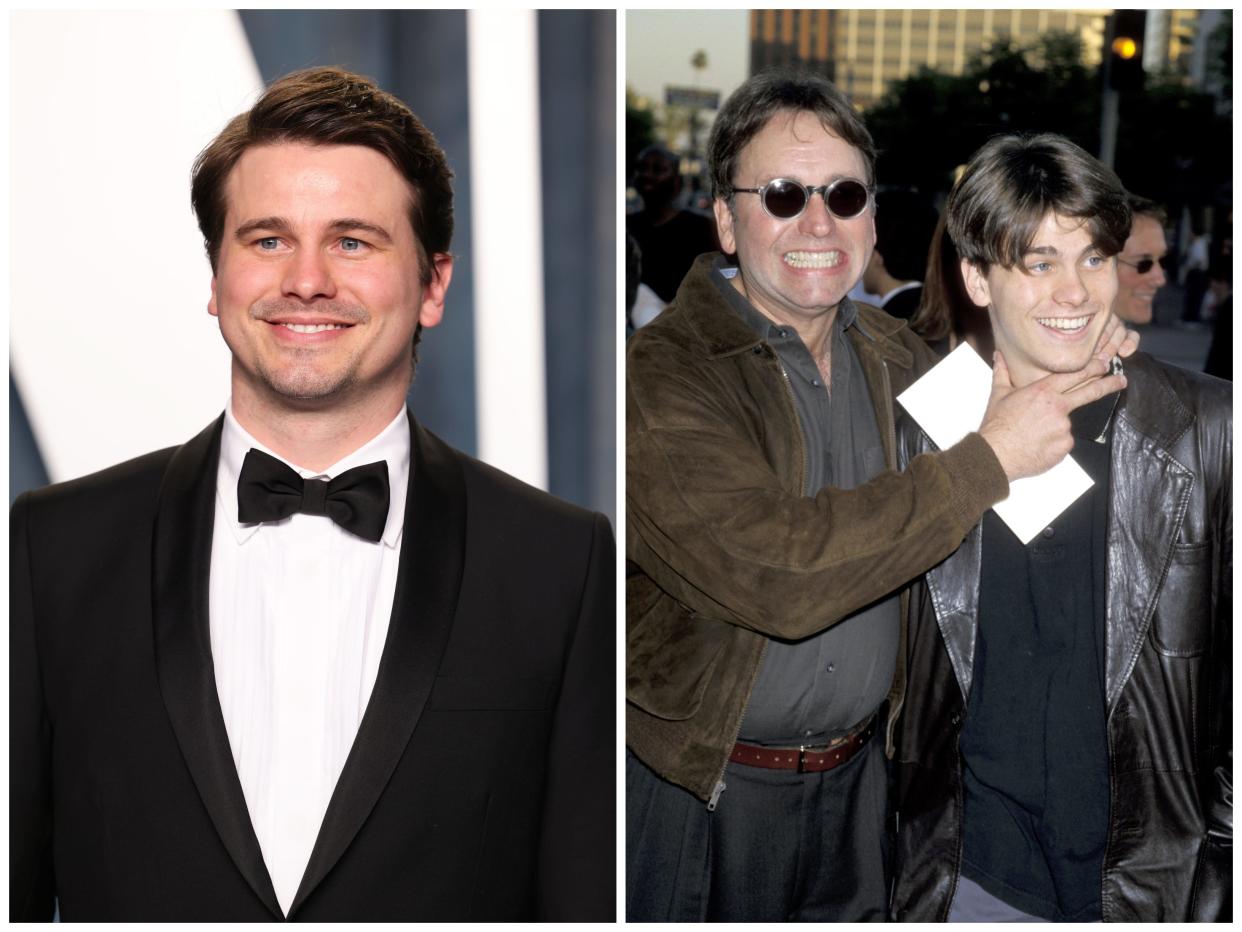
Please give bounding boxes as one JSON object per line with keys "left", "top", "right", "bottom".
{"left": 11, "top": 10, "right": 262, "bottom": 482}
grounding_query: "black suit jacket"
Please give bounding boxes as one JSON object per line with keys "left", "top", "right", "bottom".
{"left": 11, "top": 412, "right": 615, "bottom": 921}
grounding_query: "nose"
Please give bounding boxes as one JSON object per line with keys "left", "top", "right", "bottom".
{"left": 1054, "top": 266, "right": 1089, "bottom": 306}
{"left": 796, "top": 189, "right": 833, "bottom": 236}
{"left": 1150, "top": 259, "right": 1167, "bottom": 288}
{"left": 281, "top": 247, "right": 337, "bottom": 302}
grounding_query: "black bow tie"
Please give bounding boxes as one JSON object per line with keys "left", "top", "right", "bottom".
{"left": 237, "top": 448, "right": 390, "bottom": 543}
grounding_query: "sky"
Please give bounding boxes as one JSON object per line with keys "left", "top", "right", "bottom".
{"left": 626, "top": 10, "right": 749, "bottom": 107}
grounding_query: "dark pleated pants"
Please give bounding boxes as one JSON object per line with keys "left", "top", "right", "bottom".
{"left": 626, "top": 739, "right": 890, "bottom": 922}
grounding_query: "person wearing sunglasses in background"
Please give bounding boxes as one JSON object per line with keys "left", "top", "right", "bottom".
{"left": 626, "top": 71, "right": 1134, "bottom": 922}
{"left": 1113, "top": 194, "right": 1171, "bottom": 325}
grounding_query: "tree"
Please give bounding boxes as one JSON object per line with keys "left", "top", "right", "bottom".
{"left": 626, "top": 85, "right": 657, "bottom": 175}
{"left": 863, "top": 28, "right": 1230, "bottom": 218}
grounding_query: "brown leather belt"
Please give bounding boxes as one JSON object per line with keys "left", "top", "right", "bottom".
{"left": 729, "top": 716, "right": 877, "bottom": 774}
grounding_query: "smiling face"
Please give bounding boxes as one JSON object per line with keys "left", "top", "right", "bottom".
{"left": 1113, "top": 214, "right": 1168, "bottom": 324}
{"left": 713, "top": 110, "right": 875, "bottom": 330}
{"left": 962, "top": 212, "right": 1117, "bottom": 387}
{"left": 209, "top": 142, "right": 451, "bottom": 417}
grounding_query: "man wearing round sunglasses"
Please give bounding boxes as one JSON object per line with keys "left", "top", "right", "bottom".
{"left": 891, "top": 134, "right": 1230, "bottom": 923}
{"left": 1113, "top": 194, "right": 1170, "bottom": 325}
{"left": 626, "top": 70, "right": 1133, "bottom": 922}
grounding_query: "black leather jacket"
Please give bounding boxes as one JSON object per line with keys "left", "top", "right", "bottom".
{"left": 891, "top": 353, "right": 1232, "bottom": 922}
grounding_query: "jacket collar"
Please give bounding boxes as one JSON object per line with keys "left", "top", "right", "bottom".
{"left": 152, "top": 409, "right": 466, "bottom": 919}
{"left": 678, "top": 252, "right": 914, "bottom": 372}
{"left": 849, "top": 302, "right": 915, "bottom": 371}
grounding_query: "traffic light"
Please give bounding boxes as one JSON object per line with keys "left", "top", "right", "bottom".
{"left": 1108, "top": 10, "right": 1146, "bottom": 94}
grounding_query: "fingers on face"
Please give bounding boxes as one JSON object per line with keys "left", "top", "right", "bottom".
{"left": 1062, "top": 372, "right": 1126, "bottom": 410}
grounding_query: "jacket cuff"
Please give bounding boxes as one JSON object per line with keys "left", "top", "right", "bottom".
{"left": 940, "top": 431, "right": 1010, "bottom": 531}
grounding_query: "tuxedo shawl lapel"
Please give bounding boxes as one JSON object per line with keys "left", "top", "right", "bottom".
{"left": 151, "top": 416, "right": 283, "bottom": 919}
{"left": 289, "top": 412, "right": 468, "bottom": 916}
{"left": 1104, "top": 365, "right": 1195, "bottom": 712}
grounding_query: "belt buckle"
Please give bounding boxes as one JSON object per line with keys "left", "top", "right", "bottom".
{"left": 797, "top": 745, "right": 808, "bottom": 773}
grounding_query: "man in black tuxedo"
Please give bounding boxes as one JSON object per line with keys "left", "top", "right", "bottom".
{"left": 10, "top": 66, "right": 614, "bottom": 921}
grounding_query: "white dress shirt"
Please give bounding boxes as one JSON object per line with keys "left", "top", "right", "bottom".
{"left": 209, "top": 403, "right": 409, "bottom": 916}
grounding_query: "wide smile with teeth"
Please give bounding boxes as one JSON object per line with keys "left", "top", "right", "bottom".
{"left": 279, "top": 322, "right": 349, "bottom": 333}
{"left": 1036, "top": 315, "right": 1092, "bottom": 332}
{"left": 784, "top": 250, "right": 844, "bottom": 269}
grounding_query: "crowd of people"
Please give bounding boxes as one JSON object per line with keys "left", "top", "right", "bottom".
{"left": 626, "top": 70, "right": 1230, "bottom": 923}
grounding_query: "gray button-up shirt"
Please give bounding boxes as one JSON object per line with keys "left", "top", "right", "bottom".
{"left": 713, "top": 262, "right": 900, "bottom": 746}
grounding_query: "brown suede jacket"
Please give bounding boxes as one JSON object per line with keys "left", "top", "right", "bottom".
{"left": 626, "top": 253, "right": 1009, "bottom": 802}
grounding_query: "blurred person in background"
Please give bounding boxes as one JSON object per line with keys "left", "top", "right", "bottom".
{"left": 627, "top": 233, "right": 666, "bottom": 333}
{"left": 627, "top": 144, "right": 719, "bottom": 303}
{"left": 861, "top": 189, "right": 939, "bottom": 321}
{"left": 1113, "top": 194, "right": 1170, "bottom": 325}
{"left": 909, "top": 213, "right": 994, "bottom": 359}
{"left": 1203, "top": 250, "right": 1232, "bottom": 380}
{"left": 1180, "top": 217, "right": 1211, "bottom": 323}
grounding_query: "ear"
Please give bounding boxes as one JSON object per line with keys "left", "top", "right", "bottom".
{"left": 713, "top": 197, "right": 737, "bottom": 255}
{"left": 418, "top": 253, "right": 454, "bottom": 329}
{"left": 208, "top": 277, "right": 219, "bottom": 317}
{"left": 960, "top": 258, "right": 991, "bottom": 309}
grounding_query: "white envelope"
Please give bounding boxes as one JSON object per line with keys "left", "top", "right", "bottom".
{"left": 895, "top": 343, "right": 1093, "bottom": 544}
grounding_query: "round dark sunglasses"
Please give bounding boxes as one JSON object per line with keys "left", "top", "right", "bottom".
{"left": 732, "top": 177, "right": 872, "bottom": 220}
{"left": 1116, "top": 255, "right": 1171, "bottom": 275}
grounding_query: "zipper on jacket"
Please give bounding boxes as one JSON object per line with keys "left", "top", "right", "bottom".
{"left": 775, "top": 360, "right": 807, "bottom": 496}
{"left": 878, "top": 359, "right": 906, "bottom": 756}
{"left": 707, "top": 640, "right": 768, "bottom": 812}
{"left": 879, "top": 360, "right": 898, "bottom": 470}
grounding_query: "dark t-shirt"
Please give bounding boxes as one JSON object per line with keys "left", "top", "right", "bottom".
{"left": 959, "top": 391, "right": 1118, "bottom": 921}
{"left": 627, "top": 209, "right": 718, "bottom": 303}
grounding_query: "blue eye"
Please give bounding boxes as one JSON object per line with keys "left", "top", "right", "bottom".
{"left": 1029, "top": 261, "right": 1052, "bottom": 273}
{"left": 258, "top": 237, "right": 280, "bottom": 250}
{"left": 1084, "top": 254, "right": 1106, "bottom": 268}
{"left": 341, "top": 237, "right": 363, "bottom": 252}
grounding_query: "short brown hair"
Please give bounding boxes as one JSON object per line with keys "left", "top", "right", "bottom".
{"left": 707, "top": 70, "right": 876, "bottom": 200}
{"left": 191, "top": 66, "right": 453, "bottom": 284}
{"left": 1126, "top": 192, "right": 1167, "bottom": 229}
{"left": 946, "top": 133, "right": 1130, "bottom": 272}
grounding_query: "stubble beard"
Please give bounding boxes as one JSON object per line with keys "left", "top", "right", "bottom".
{"left": 243, "top": 298, "right": 374, "bottom": 404}
{"left": 254, "top": 348, "right": 361, "bottom": 403}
